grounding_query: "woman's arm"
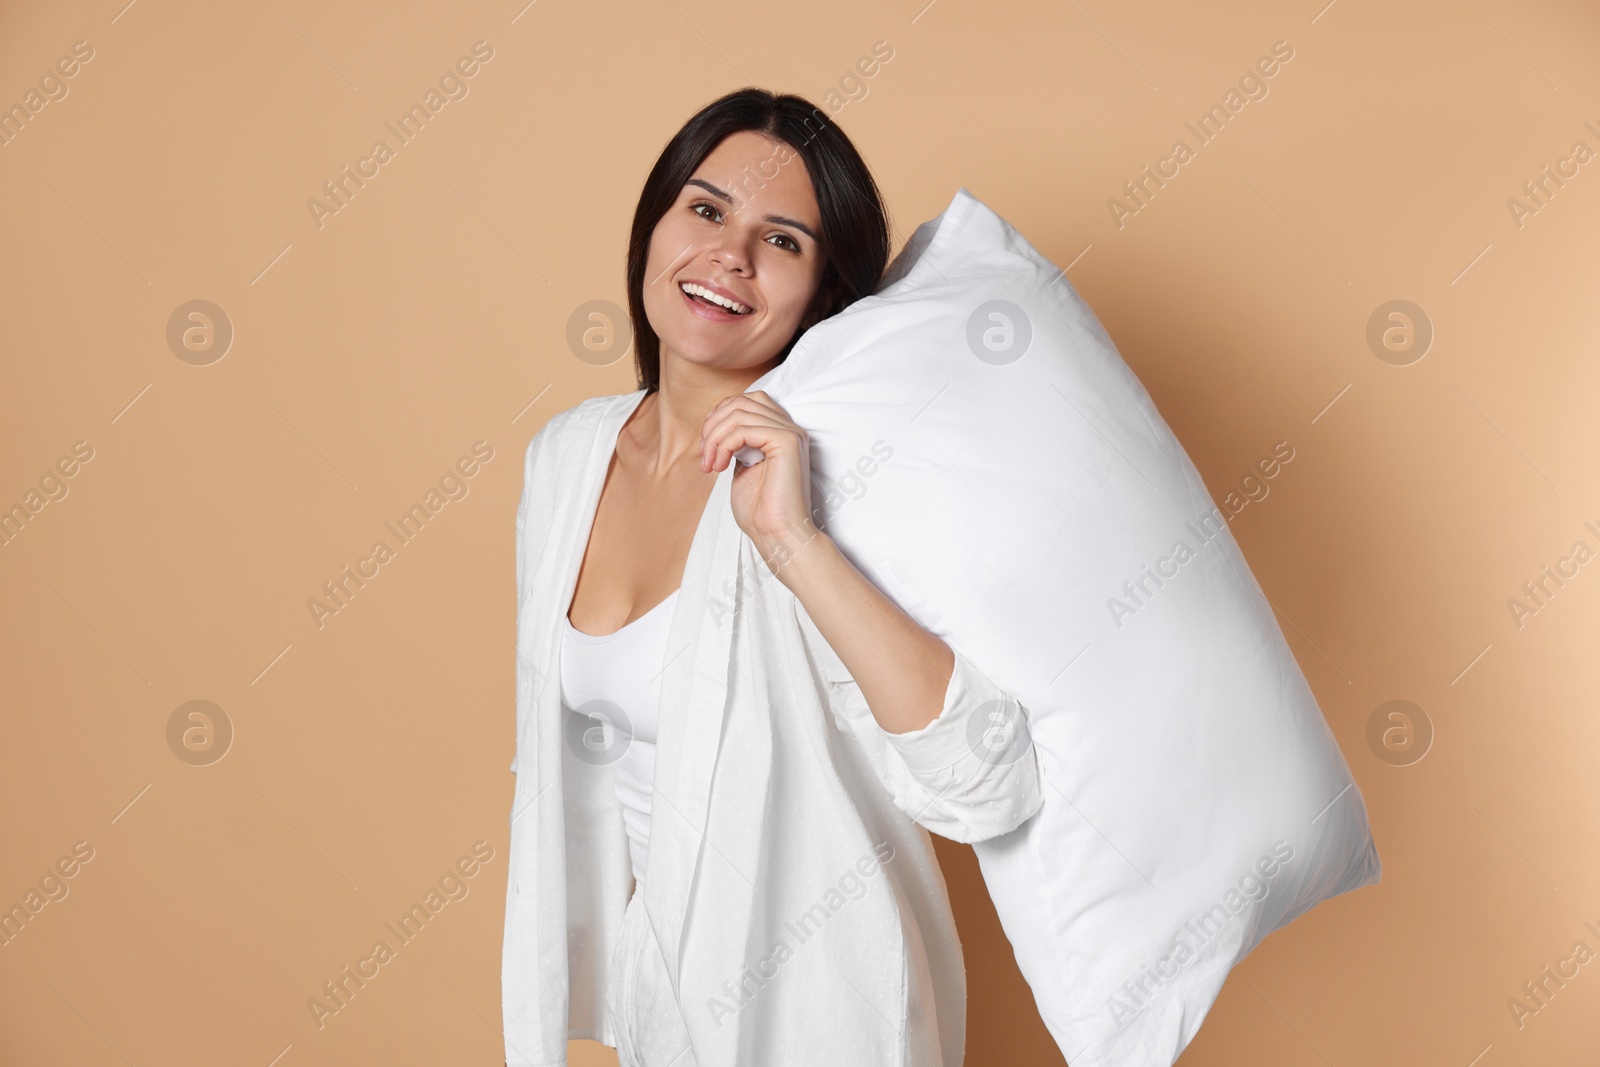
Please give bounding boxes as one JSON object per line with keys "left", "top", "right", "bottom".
{"left": 792, "top": 597, "right": 1044, "bottom": 842}
{"left": 763, "top": 523, "right": 954, "bottom": 735}
{"left": 702, "top": 389, "right": 1042, "bottom": 840}
{"left": 699, "top": 389, "right": 953, "bottom": 735}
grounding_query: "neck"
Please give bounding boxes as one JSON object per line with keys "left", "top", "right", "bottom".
{"left": 640, "top": 353, "right": 779, "bottom": 471}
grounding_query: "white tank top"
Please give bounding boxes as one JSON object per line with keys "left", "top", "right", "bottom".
{"left": 560, "top": 588, "right": 681, "bottom": 887}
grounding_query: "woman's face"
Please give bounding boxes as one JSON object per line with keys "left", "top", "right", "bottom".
{"left": 642, "top": 130, "right": 829, "bottom": 379}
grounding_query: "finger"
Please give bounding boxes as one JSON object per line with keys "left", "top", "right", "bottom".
{"left": 708, "top": 391, "right": 783, "bottom": 426}
{"left": 705, "top": 414, "right": 788, "bottom": 472}
{"left": 703, "top": 395, "right": 798, "bottom": 446}
{"left": 704, "top": 394, "right": 761, "bottom": 428}
{"left": 741, "top": 390, "right": 793, "bottom": 422}
{"left": 704, "top": 414, "right": 793, "bottom": 472}
{"left": 701, "top": 400, "right": 786, "bottom": 457}
{"left": 700, "top": 396, "right": 744, "bottom": 454}
{"left": 700, "top": 398, "right": 746, "bottom": 469}
{"left": 702, "top": 396, "right": 804, "bottom": 471}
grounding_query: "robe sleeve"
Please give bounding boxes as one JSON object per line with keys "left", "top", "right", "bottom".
{"left": 794, "top": 601, "right": 1046, "bottom": 844}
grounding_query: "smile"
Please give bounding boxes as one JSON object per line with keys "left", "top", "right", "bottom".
{"left": 680, "top": 281, "right": 752, "bottom": 317}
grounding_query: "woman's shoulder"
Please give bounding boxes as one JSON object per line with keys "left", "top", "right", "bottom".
{"left": 522, "top": 388, "right": 643, "bottom": 471}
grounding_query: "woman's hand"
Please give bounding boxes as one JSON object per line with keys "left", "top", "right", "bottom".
{"left": 699, "top": 390, "right": 820, "bottom": 569}
{"left": 702, "top": 389, "right": 956, "bottom": 735}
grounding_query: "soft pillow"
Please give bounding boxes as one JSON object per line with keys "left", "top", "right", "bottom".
{"left": 744, "top": 188, "right": 1381, "bottom": 1066}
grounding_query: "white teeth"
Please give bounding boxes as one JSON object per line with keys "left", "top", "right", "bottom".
{"left": 681, "top": 282, "right": 750, "bottom": 314}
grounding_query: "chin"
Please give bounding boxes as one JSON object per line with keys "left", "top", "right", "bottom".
{"left": 672, "top": 349, "right": 763, "bottom": 374}
{"left": 656, "top": 329, "right": 722, "bottom": 364}
{"left": 658, "top": 339, "right": 771, "bottom": 377}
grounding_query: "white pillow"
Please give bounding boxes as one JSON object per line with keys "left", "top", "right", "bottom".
{"left": 745, "top": 188, "right": 1381, "bottom": 1066}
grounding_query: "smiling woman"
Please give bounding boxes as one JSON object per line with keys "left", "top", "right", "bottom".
{"left": 623, "top": 95, "right": 889, "bottom": 394}
{"left": 502, "top": 88, "right": 1046, "bottom": 1067}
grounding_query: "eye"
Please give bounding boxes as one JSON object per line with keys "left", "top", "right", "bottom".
{"left": 688, "top": 198, "right": 804, "bottom": 254}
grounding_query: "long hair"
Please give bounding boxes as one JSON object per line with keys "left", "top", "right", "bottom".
{"left": 625, "top": 88, "right": 891, "bottom": 393}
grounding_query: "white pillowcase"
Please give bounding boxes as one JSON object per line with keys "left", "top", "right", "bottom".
{"left": 746, "top": 188, "right": 1381, "bottom": 1066}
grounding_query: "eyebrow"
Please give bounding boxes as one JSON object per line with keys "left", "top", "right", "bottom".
{"left": 686, "top": 178, "right": 820, "bottom": 244}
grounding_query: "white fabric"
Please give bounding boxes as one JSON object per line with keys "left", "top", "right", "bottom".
{"left": 503, "top": 390, "right": 1047, "bottom": 1067}
{"left": 606, "top": 882, "right": 697, "bottom": 1066}
{"left": 560, "top": 587, "right": 681, "bottom": 888}
{"left": 740, "top": 187, "right": 1384, "bottom": 1066}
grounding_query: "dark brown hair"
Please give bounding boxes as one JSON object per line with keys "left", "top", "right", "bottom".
{"left": 625, "top": 87, "right": 891, "bottom": 393}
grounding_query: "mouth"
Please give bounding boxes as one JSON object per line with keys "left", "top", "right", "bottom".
{"left": 679, "top": 280, "right": 753, "bottom": 321}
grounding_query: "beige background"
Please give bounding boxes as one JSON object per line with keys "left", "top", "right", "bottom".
{"left": 2, "top": 0, "right": 1597, "bottom": 1064}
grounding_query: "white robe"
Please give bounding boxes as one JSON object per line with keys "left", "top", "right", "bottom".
{"left": 502, "top": 388, "right": 1046, "bottom": 1067}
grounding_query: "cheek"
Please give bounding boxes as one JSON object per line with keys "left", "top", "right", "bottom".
{"left": 645, "top": 213, "right": 708, "bottom": 278}
{"left": 765, "top": 260, "right": 825, "bottom": 323}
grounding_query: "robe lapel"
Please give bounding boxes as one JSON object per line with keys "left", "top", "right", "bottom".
{"left": 522, "top": 390, "right": 649, "bottom": 716}
{"left": 511, "top": 388, "right": 651, "bottom": 1059}
{"left": 644, "top": 454, "right": 743, "bottom": 1003}
{"left": 524, "top": 387, "right": 746, "bottom": 1024}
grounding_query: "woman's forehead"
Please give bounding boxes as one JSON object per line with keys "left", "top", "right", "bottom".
{"left": 690, "top": 133, "right": 819, "bottom": 218}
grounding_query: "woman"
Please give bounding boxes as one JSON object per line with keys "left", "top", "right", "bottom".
{"left": 502, "top": 88, "right": 1044, "bottom": 1067}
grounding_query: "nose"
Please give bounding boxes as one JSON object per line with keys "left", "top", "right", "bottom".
{"left": 707, "top": 228, "right": 753, "bottom": 276}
